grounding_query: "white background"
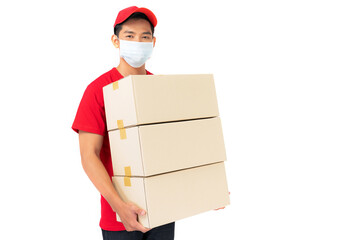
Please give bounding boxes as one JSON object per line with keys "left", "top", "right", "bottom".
{"left": 0, "top": 0, "right": 359, "bottom": 239}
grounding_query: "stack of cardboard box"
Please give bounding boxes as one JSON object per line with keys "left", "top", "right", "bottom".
{"left": 103, "top": 74, "right": 230, "bottom": 228}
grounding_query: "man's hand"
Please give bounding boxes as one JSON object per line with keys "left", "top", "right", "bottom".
{"left": 115, "top": 201, "right": 151, "bottom": 233}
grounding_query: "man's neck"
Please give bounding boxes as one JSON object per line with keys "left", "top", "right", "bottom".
{"left": 116, "top": 58, "right": 147, "bottom": 77}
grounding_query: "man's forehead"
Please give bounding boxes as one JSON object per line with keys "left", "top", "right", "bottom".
{"left": 121, "top": 18, "right": 152, "bottom": 30}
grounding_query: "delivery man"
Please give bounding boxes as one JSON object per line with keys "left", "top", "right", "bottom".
{"left": 72, "top": 6, "right": 175, "bottom": 240}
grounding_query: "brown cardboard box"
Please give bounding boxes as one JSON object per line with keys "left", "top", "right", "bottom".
{"left": 112, "top": 162, "right": 230, "bottom": 229}
{"left": 103, "top": 74, "right": 219, "bottom": 131}
{"left": 109, "top": 117, "right": 226, "bottom": 177}
{"left": 104, "top": 74, "right": 230, "bottom": 228}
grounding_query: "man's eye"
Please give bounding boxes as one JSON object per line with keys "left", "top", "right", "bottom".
{"left": 142, "top": 36, "right": 150, "bottom": 39}
{"left": 126, "top": 35, "right": 133, "bottom": 38}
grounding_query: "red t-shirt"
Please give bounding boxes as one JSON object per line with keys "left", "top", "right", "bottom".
{"left": 72, "top": 67, "right": 152, "bottom": 231}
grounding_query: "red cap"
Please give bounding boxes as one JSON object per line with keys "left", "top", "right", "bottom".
{"left": 113, "top": 6, "right": 157, "bottom": 28}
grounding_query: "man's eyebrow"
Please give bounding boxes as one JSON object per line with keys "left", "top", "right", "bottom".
{"left": 123, "top": 30, "right": 152, "bottom": 35}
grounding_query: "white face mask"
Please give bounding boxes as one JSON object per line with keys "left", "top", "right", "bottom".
{"left": 118, "top": 39, "right": 153, "bottom": 68}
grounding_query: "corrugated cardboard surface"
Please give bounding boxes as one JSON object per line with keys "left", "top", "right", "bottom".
{"left": 103, "top": 76, "right": 137, "bottom": 131}
{"left": 112, "top": 162, "right": 230, "bottom": 228}
{"left": 112, "top": 173, "right": 149, "bottom": 227}
{"left": 109, "top": 117, "right": 227, "bottom": 177}
{"left": 103, "top": 74, "right": 219, "bottom": 131}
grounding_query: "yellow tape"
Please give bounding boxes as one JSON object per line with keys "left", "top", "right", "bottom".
{"left": 124, "top": 166, "right": 131, "bottom": 176}
{"left": 120, "top": 129, "right": 127, "bottom": 139}
{"left": 113, "top": 81, "right": 119, "bottom": 90}
{"left": 117, "top": 120, "right": 127, "bottom": 139}
{"left": 124, "top": 177, "right": 131, "bottom": 187}
{"left": 117, "top": 120, "right": 124, "bottom": 128}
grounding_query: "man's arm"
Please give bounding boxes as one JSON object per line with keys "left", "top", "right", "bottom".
{"left": 78, "top": 130, "right": 150, "bottom": 233}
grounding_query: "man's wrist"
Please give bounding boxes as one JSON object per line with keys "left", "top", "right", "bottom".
{"left": 109, "top": 194, "right": 125, "bottom": 211}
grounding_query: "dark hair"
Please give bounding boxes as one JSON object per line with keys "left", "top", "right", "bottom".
{"left": 114, "top": 12, "right": 154, "bottom": 37}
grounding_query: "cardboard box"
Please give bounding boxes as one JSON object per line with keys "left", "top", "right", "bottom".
{"left": 109, "top": 117, "right": 226, "bottom": 177}
{"left": 103, "top": 74, "right": 219, "bottom": 131}
{"left": 112, "top": 162, "right": 230, "bottom": 229}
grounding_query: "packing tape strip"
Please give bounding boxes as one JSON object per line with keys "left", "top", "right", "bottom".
{"left": 117, "top": 120, "right": 127, "bottom": 139}
{"left": 120, "top": 129, "right": 127, "bottom": 139}
{"left": 124, "top": 166, "right": 131, "bottom": 186}
{"left": 113, "top": 81, "right": 119, "bottom": 90}
{"left": 124, "top": 177, "right": 131, "bottom": 187}
{"left": 124, "top": 166, "right": 131, "bottom": 177}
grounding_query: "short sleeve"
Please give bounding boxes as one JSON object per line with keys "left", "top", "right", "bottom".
{"left": 72, "top": 83, "right": 106, "bottom": 136}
